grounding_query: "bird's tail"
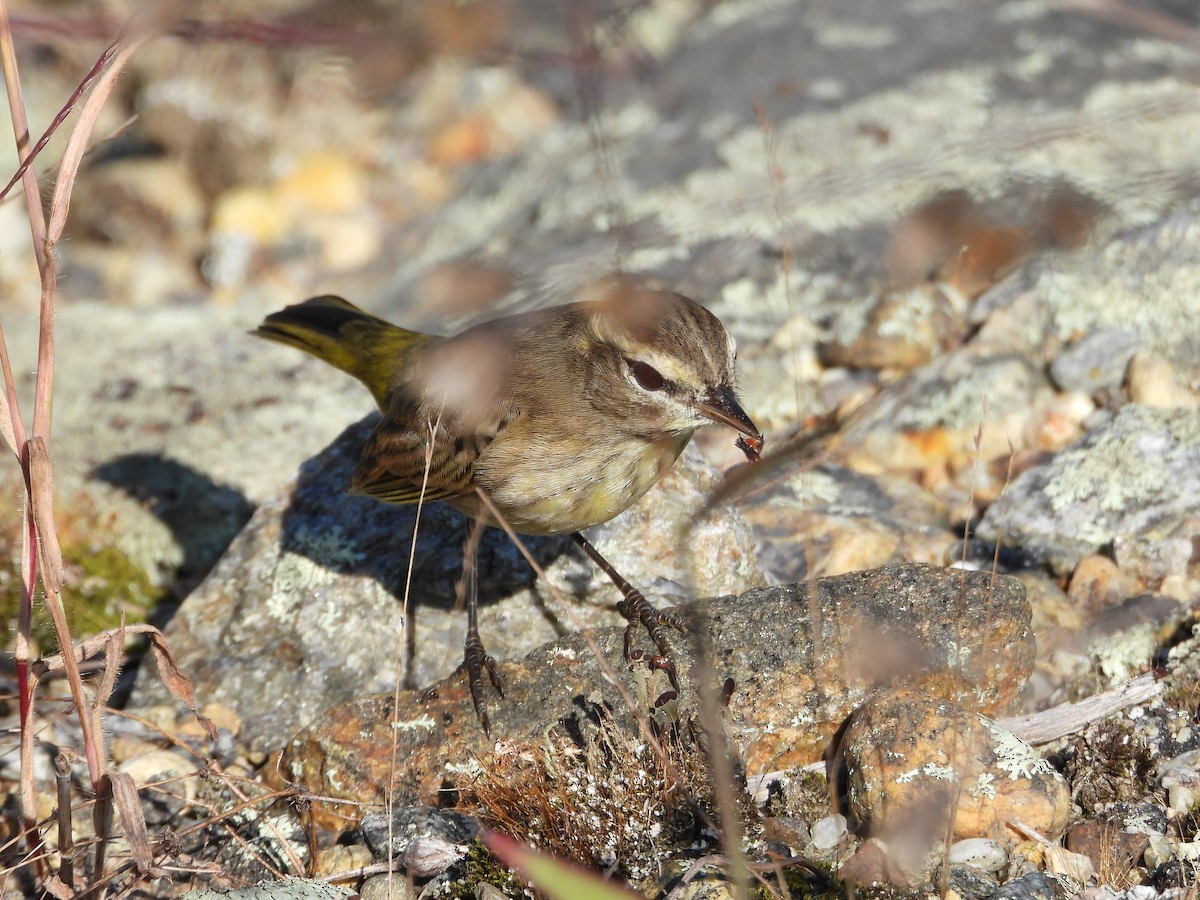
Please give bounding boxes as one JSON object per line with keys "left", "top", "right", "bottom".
{"left": 253, "top": 295, "right": 437, "bottom": 410}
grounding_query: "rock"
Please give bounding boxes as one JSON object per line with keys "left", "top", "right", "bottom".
{"left": 357, "top": 806, "right": 478, "bottom": 863}
{"left": 1127, "top": 352, "right": 1199, "bottom": 410}
{"left": 948, "top": 837, "right": 1009, "bottom": 875}
{"left": 839, "top": 838, "right": 900, "bottom": 886}
{"left": 976, "top": 406, "right": 1200, "bottom": 574}
{"left": 116, "top": 748, "right": 200, "bottom": 824}
{"left": 944, "top": 862, "right": 1002, "bottom": 900}
{"left": 1066, "top": 555, "right": 1130, "bottom": 614}
{"left": 313, "top": 844, "right": 371, "bottom": 879}
{"left": 359, "top": 876, "right": 416, "bottom": 900}
{"left": 1019, "top": 208, "right": 1200, "bottom": 390}
{"left": 818, "top": 284, "right": 963, "bottom": 371}
{"left": 989, "top": 871, "right": 1072, "bottom": 900}
{"left": 1159, "top": 750, "right": 1200, "bottom": 815}
{"left": 277, "top": 565, "right": 1033, "bottom": 825}
{"left": 739, "top": 463, "right": 952, "bottom": 583}
{"left": 1086, "top": 593, "right": 1181, "bottom": 684}
{"left": 809, "top": 814, "right": 849, "bottom": 851}
{"left": 841, "top": 685, "right": 1071, "bottom": 845}
{"left": 1112, "top": 535, "right": 1193, "bottom": 589}
{"left": 132, "top": 417, "right": 763, "bottom": 750}
{"left": 180, "top": 878, "right": 354, "bottom": 900}
{"left": 1065, "top": 820, "right": 1149, "bottom": 881}
{"left": 1048, "top": 329, "right": 1140, "bottom": 395}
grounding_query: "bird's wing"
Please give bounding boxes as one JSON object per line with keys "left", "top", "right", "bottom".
{"left": 349, "top": 388, "right": 518, "bottom": 505}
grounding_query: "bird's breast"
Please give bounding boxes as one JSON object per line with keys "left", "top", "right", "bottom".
{"left": 470, "top": 426, "right": 693, "bottom": 535}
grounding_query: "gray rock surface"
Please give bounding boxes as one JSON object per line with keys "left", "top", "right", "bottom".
{"left": 977, "top": 405, "right": 1200, "bottom": 574}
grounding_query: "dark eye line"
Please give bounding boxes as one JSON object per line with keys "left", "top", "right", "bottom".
{"left": 626, "top": 358, "right": 666, "bottom": 392}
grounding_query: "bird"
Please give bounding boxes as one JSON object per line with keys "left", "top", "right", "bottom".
{"left": 254, "top": 279, "right": 762, "bottom": 731}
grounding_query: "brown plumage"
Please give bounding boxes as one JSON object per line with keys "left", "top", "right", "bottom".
{"left": 255, "top": 280, "right": 761, "bottom": 730}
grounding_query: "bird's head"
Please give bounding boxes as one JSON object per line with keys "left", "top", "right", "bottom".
{"left": 581, "top": 283, "right": 761, "bottom": 454}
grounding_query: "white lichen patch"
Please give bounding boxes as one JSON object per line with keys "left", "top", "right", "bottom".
{"left": 968, "top": 772, "right": 998, "bottom": 799}
{"left": 945, "top": 640, "right": 973, "bottom": 669}
{"left": 896, "top": 762, "right": 958, "bottom": 783}
{"left": 267, "top": 552, "right": 336, "bottom": 619}
{"left": 1090, "top": 623, "right": 1158, "bottom": 684}
{"left": 393, "top": 713, "right": 437, "bottom": 732}
{"left": 1035, "top": 213, "right": 1200, "bottom": 386}
{"left": 444, "top": 758, "right": 484, "bottom": 779}
{"left": 982, "top": 716, "right": 1055, "bottom": 781}
{"left": 813, "top": 22, "right": 896, "bottom": 49}
{"left": 1041, "top": 407, "right": 1200, "bottom": 545}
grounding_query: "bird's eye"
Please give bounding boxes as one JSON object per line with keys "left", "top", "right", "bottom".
{"left": 628, "top": 359, "right": 665, "bottom": 392}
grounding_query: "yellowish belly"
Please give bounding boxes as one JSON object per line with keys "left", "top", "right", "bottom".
{"left": 467, "top": 430, "right": 693, "bottom": 535}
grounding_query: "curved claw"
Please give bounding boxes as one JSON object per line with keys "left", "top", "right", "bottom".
{"left": 618, "top": 590, "right": 684, "bottom": 692}
{"left": 456, "top": 635, "right": 504, "bottom": 735}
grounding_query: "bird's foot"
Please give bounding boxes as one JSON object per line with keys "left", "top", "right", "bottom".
{"left": 617, "top": 590, "right": 686, "bottom": 691}
{"left": 451, "top": 633, "right": 504, "bottom": 735}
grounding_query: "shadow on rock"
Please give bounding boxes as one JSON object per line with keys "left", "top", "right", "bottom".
{"left": 280, "top": 415, "right": 571, "bottom": 612}
{"left": 92, "top": 452, "right": 255, "bottom": 596}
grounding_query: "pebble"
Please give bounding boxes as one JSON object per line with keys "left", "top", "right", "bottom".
{"left": 117, "top": 748, "right": 200, "bottom": 804}
{"left": 1113, "top": 535, "right": 1193, "bottom": 588}
{"left": 1159, "top": 749, "right": 1200, "bottom": 814}
{"left": 1067, "top": 555, "right": 1130, "bottom": 613}
{"left": 989, "top": 871, "right": 1071, "bottom": 899}
{"left": 945, "top": 863, "right": 1001, "bottom": 899}
{"left": 1127, "top": 351, "right": 1199, "bottom": 409}
{"left": 313, "top": 844, "right": 371, "bottom": 878}
{"left": 809, "top": 814, "right": 848, "bottom": 850}
{"left": 359, "top": 874, "right": 416, "bottom": 900}
{"left": 1048, "top": 329, "right": 1140, "bottom": 395}
{"left": 948, "top": 837, "right": 1008, "bottom": 874}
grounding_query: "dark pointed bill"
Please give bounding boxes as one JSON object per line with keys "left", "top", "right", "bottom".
{"left": 697, "top": 386, "right": 764, "bottom": 462}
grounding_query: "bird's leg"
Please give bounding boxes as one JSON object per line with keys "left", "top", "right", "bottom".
{"left": 570, "top": 531, "right": 685, "bottom": 687}
{"left": 452, "top": 516, "right": 503, "bottom": 733}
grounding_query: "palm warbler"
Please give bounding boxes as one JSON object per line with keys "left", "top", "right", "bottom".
{"left": 255, "top": 280, "right": 762, "bottom": 729}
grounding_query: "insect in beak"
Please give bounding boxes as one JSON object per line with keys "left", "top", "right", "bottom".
{"left": 696, "top": 386, "right": 763, "bottom": 462}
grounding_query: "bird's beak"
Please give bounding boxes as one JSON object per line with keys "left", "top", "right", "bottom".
{"left": 697, "top": 386, "right": 761, "bottom": 441}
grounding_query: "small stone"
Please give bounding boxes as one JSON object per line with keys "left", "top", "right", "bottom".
{"left": 1127, "top": 351, "right": 1200, "bottom": 410}
{"left": 313, "top": 844, "right": 372, "bottom": 878}
{"left": 403, "top": 836, "right": 466, "bottom": 878}
{"left": 948, "top": 837, "right": 1008, "bottom": 874}
{"left": 1159, "top": 749, "right": 1200, "bottom": 814}
{"left": 1067, "top": 555, "right": 1130, "bottom": 613}
{"left": 358, "top": 806, "right": 479, "bottom": 862}
{"left": 1065, "top": 820, "right": 1149, "bottom": 878}
{"left": 1144, "top": 833, "right": 1174, "bottom": 868}
{"left": 1026, "top": 391, "right": 1095, "bottom": 452}
{"left": 945, "top": 863, "right": 1001, "bottom": 900}
{"left": 1049, "top": 329, "right": 1140, "bottom": 395}
{"left": 810, "top": 814, "right": 848, "bottom": 850}
{"left": 1113, "top": 535, "right": 1193, "bottom": 588}
{"left": 360, "top": 874, "right": 416, "bottom": 900}
{"left": 474, "top": 886, "right": 508, "bottom": 900}
{"left": 819, "top": 284, "right": 963, "bottom": 371}
{"left": 117, "top": 749, "right": 199, "bottom": 804}
{"left": 840, "top": 838, "right": 900, "bottom": 886}
{"left": 1043, "top": 844, "right": 1094, "bottom": 883}
{"left": 990, "top": 871, "right": 1071, "bottom": 899}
